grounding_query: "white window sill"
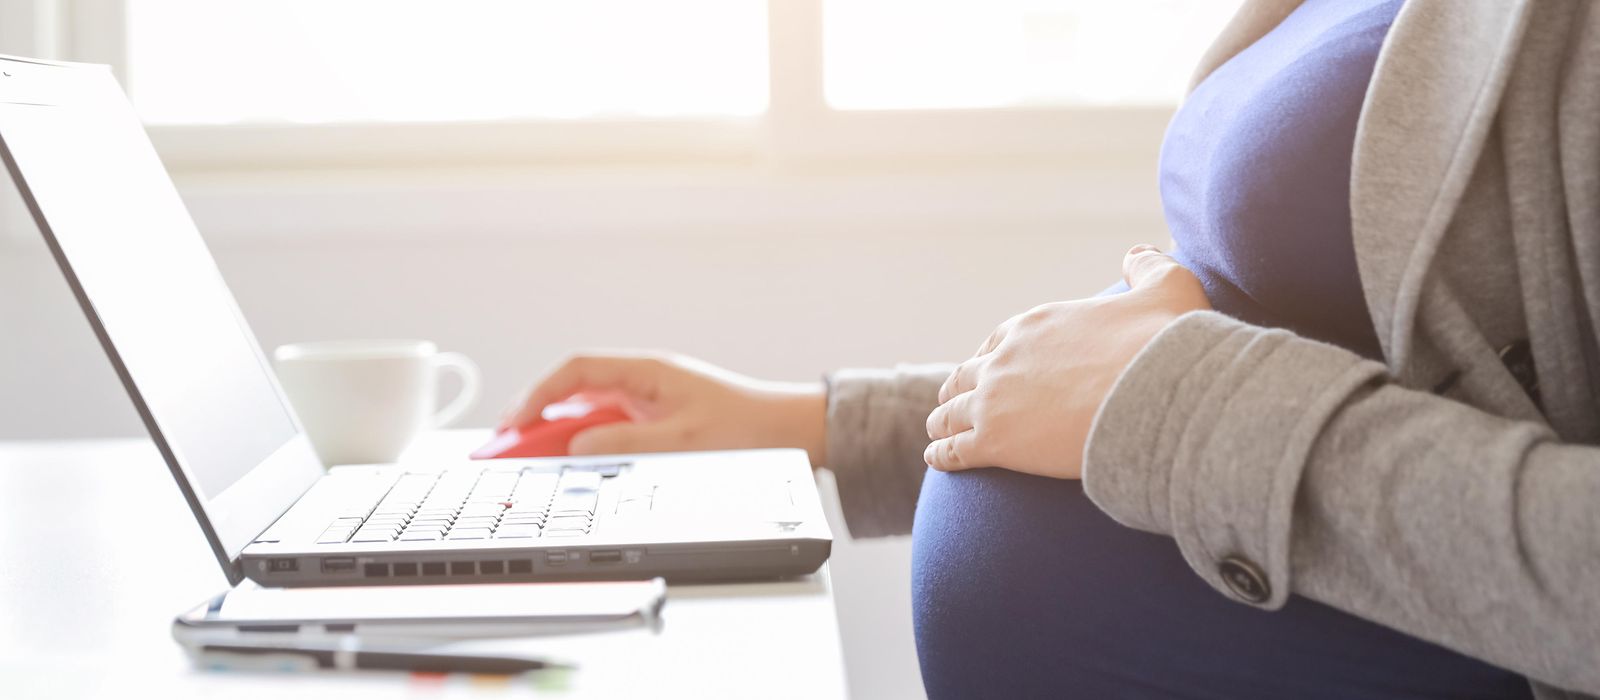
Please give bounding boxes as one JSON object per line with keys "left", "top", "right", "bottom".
{"left": 4, "top": 106, "right": 1173, "bottom": 247}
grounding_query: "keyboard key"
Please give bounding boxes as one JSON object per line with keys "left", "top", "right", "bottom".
{"left": 544, "top": 515, "right": 591, "bottom": 531}
{"left": 398, "top": 530, "right": 444, "bottom": 541}
{"left": 403, "top": 524, "right": 448, "bottom": 535}
{"left": 351, "top": 531, "right": 396, "bottom": 543}
{"left": 445, "top": 528, "right": 492, "bottom": 540}
{"left": 407, "top": 528, "right": 451, "bottom": 538}
{"left": 317, "top": 527, "right": 355, "bottom": 544}
{"left": 517, "top": 471, "right": 561, "bottom": 485}
{"left": 371, "top": 506, "right": 414, "bottom": 517}
{"left": 551, "top": 492, "right": 598, "bottom": 514}
{"left": 458, "top": 504, "right": 507, "bottom": 517}
{"left": 328, "top": 517, "right": 365, "bottom": 528}
{"left": 559, "top": 471, "right": 603, "bottom": 492}
{"left": 506, "top": 505, "right": 547, "bottom": 515}
{"left": 517, "top": 485, "right": 556, "bottom": 494}
{"left": 543, "top": 529, "right": 584, "bottom": 537}
{"left": 416, "top": 506, "right": 458, "bottom": 514}
{"left": 454, "top": 517, "right": 499, "bottom": 529}
{"left": 494, "top": 525, "right": 541, "bottom": 539}
{"left": 567, "top": 462, "right": 627, "bottom": 477}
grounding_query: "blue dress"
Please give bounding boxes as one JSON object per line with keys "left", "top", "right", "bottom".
{"left": 911, "top": 1, "right": 1533, "bottom": 697}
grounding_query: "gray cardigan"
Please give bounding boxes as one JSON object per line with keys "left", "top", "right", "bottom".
{"left": 823, "top": 1, "right": 1600, "bottom": 697}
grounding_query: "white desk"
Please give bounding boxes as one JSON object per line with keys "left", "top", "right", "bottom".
{"left": 0, "top": 433, "right": 848, "bottom": 699}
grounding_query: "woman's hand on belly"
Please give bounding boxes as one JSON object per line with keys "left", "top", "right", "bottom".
{"left": 924, "top": 245, "right": 1209, "bottom": 478}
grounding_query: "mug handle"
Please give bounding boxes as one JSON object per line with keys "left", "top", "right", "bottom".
{"left": 429, "top": 352, "right": 481, "bottom": 429}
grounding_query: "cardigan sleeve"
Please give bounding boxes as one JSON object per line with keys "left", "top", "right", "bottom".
{"left": 824, "top": 364, "right": 954, "bottom": 538}
{"left": 1083, "top": 310, "right": 1600, "bottom": 694}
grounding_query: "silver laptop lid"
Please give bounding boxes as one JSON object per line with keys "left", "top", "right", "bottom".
{"left": 0, "top": 55, "right": 323, "bottom": 583}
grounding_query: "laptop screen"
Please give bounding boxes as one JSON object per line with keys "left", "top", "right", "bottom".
{"left": 0, "top": 57, "right": 323, "bottom": 577}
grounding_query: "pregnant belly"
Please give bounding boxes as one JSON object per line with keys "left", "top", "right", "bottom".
{"left": 910, "top": 467, "right": 1190, "bottom": 696}
{"left": 908, "top": 468, "right": 1530, "bottom": 699}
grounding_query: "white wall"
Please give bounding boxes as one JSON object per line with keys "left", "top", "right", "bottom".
{"left": 0, "top": 160, "right": 1165, "bottom": 699}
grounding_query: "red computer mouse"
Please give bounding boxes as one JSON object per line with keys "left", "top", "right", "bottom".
{"left": 470, "top": 400, "right": 632, "bottom": 460}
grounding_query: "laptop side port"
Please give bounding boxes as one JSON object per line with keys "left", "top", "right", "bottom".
{"left": 321, "top": 557, "right": 357, "bottom": 574}
{"left": 590, "top": 549, "right": 623, "bottom": 564}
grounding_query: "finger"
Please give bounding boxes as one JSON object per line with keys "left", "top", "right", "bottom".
{"left": 937, "top": 359, "right": 981, "bottom": 404}
{"left": 1121, "top": 244, "right": 1186, "bottom": 289}
{"left": 974, "top": 321, "right": 1010, "bottom": 359}
{"left": 926, "top": 390, "right": 977, "bottom": 440}
{"left": 923, "top": 430, "right": 984, "bottom": 472}
{"left": 501, "top": 353, "right": 663, "bottom": 430}
{"left": 568, "top": 420, "right": 683, "bottom": 456}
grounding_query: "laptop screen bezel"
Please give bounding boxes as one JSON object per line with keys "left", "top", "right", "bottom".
{"left": 0, "top": 55, "right": 326, "bottom": 585}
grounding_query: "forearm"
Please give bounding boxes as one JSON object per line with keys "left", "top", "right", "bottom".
{"left": 1289, "top": 381, "right": 1600, "bottom": 692}
{"left": 745, "top": 380, "right": 829, "bottom": 466}
{"left": 1084, "top": 311, "right": 1600, "bottom": 693}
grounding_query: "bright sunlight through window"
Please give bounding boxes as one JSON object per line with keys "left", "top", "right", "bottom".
{"left": 823, "top": 0, "right": 1243, "bottom": 109}
{"left": 126, "top": 0, "right": 769, "bottom": 124}
{"left": 125, "top": 0, "right": 1243, "bottom": 126}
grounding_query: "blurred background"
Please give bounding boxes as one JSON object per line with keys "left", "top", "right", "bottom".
{"left": 0, "top": 1, "right": 1240, "bottom": 697}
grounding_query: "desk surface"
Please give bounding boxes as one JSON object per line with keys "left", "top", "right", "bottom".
{"left": 0, "top": 432, "right": 847, "bottom": 699}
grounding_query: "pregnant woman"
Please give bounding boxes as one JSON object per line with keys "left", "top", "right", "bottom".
{"left": 503, "top": 1, "right": 1600, "bottom": 697}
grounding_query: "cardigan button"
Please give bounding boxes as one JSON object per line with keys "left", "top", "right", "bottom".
{"left": 1498, "top": 339, "right": 1542, "bottom": 407}
{"left": 1219, "top": 555, "right": 1271, "bottom": 604}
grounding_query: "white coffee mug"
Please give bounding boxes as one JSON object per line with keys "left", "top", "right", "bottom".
{"left": 273, "top": 340, "right": 481, "bottom": 466}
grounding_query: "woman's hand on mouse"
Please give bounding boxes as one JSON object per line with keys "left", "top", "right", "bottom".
{"left": 923, "top": 245, "right": 1210, "bottom": 479}
{"left": 501, "top": 352, "right": 828, "bottom": 465}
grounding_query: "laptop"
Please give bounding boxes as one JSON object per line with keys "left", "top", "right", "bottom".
{"left": 0, "top": 55, "right": 832, "bottom": 587}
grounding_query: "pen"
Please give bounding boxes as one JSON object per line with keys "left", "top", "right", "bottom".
{"left": 196, "top": 640, "right": 571, "bottom": 674}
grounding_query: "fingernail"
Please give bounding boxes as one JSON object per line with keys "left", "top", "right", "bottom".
{"left": 1128, "top": 244, "right": 1159, "bottom": 255}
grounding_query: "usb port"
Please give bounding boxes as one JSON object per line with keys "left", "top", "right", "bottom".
{"left": 268, "top": 558, "right": 298, "bottom": 572}
{"left": 321, "top": 557, "right": 357, "bottom": 574}
{"left": 590, "top": 549, "right": 622, "bottom": 564}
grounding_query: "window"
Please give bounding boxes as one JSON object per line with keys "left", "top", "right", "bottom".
{"left": 15, "top": 0, "right": 1245, "bottom": 169}
{"left": 125, "top": 0, "right": 769, "bottom": 124}
{"left": 823, "top": 0, "right": 1237, "bottom": 109}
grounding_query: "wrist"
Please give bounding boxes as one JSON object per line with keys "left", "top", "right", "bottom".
{"left": 757, "top": 382, "right": 828, "bottom": 467}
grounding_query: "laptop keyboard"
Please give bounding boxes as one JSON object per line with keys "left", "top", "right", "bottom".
{"left": 317, "top": 465, "right": 637, "bottom": 545}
